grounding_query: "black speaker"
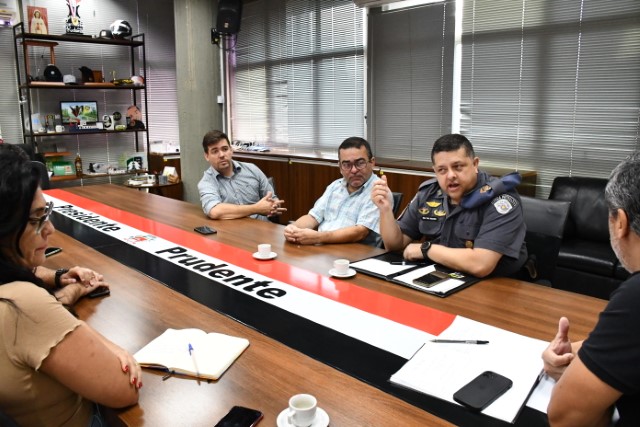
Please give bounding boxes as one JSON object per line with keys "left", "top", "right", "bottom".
{"left": 217, "top": 0, "right": 243, "bottom": 35}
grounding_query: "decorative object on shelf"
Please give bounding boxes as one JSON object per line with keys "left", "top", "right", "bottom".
{"left": 60, "top": 101, "right": 98, "bottom": 125}
{"left": 126, "top": 105, "right": 145, "bottom": 130}
{"left": 127, "top": 156, "right": 143, "bottom": 171}
{"left": 43, "top": 64, "right": 63, "bottom": 82}
{"left": 79, "top": 66, "right": 94, "bottom": 82}
{"left": 131, "top": 75, "right": 144, "bottom": 86}
{"left": 52, "top": 161, "right": 75, "bottom": 176}
{"left": 74, "top": 153, "right": 82, "bottom": 177}
{"left": 65, "top": 0, "right": 84, "bottom": 35}
{"left": 102, "top": 115, "right": 114, "bottom": 130}
{"left": 110, "top": 19, "right": 132, "bottom": 39}
{"left": 98, "top": 29, "right": 112, "bottom": 39}
{"left": 63, "top": 74, "right": 78, "bottom": 85}
{"left": 28, "top": 6, "right": 48, "bottom": 34}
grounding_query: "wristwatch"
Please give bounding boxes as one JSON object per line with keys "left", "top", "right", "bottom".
{"left": 421, "top": 241, "right": 432, "bottom": 260}
{"left": 54, "top": 268, "right": 69, "bottom": 289}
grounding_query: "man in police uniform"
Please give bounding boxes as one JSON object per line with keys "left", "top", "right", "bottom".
{"left": 371, "top": 134, "right": 527, "bottom": 278}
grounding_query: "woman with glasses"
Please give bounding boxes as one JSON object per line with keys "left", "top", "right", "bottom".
{"left": 0, "top": 145, "right": 141, "bottom": 426}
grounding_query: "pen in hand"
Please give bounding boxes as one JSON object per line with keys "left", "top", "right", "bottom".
{"left": 431, "top": 339, "right": 489, "bottom": 345}
{"left": 188, "top": 343, "right": 200, "bottom": 376}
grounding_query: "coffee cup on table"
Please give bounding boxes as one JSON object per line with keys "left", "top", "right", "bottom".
{"left": 258, "top": 243, "right": 271, "bottom": 258}
{"left": 287, "top": 394, "right": 317, "bottom": 427}
{"left": 333, "top": 259, "right": 350, "bottom": 275}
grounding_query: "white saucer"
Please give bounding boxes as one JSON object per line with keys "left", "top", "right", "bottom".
{"left": 252, "top": 251, "right": 277, "bottom": 260}
{"left": 329, "top": 268, "right": 356, "bottom": 278}
{"left": 276, "top": 407, "right": 329, "bottom": 427}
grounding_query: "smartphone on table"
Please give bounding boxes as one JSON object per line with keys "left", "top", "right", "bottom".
{"left": 45, "top": 247, "right": 62, "bottom": 257}
{"left": 412, "top": 270, "right": 450, "bottom": 288}
{"left": 87, "top": 286, "right": 110, "bottom": 299}
{"left": 453, "top": 371, "right": 513, "bottom": 411}
{"left": 194, "top": 225, "right": 217, "bottom": 235}
{"left": 213, "top": 406, "right": 263, "bottom": 427}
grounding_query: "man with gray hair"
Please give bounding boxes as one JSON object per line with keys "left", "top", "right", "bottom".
{"left": 543, "top": 152, "right": 640, "bottom": 426}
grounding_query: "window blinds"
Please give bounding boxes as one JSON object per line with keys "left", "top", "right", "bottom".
{"left": 230, "top": 0, "right": 365, "bottom": 150}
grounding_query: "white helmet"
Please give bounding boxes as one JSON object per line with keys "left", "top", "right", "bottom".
{"left": 109, "top": 20, "right": 132, "bottom": 38}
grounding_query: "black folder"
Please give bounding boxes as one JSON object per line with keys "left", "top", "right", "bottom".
{"left": 350, "top": 252, "right": 480, "bottom": 297}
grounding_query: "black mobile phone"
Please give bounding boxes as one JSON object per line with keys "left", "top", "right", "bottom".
{"left": 45, "top": 247, "right": 62, "bottom": 257}
{"left": 213, "top": 406, "right": 263, "bottom": 427}
{"left": 412, "top": 270, "right": 450, "bottom": 288}
{"left": 194, "top": 225, "right": 217, "bottom": 235}
{"left": 87, "top": 286, "right": 110, "bottom": 299}
{"left": 453, "top": 371, "right": 513, "bottom": 411}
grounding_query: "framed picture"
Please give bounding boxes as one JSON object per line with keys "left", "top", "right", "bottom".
{"left": 28, "top": 6, "right": 49, "bottom": 34}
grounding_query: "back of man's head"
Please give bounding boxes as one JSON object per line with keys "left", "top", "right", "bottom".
{"left": 339, "top": 137, "right": 373, "bottom": 160}
{"left": 605, "top": 152, "right": 640, "bottom": 236}
{"left": 202, "top": 130, "right": 230, "bottom": 153}
{"left": 431, "top": 134, "right": 475, "bottom": 163}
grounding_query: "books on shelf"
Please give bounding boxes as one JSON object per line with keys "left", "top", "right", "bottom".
{"left": 134, "top": 328, "right": 249, "bottom": 380}
{"left": 350, "top": 252, "right": 480, "bottom": 297}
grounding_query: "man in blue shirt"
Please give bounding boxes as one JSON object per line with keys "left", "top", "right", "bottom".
{"left": 284, "top": 137, "right": 380, "bottom": 246}
{"left": 198, "top": 130, "right": 286, "bottom": 221}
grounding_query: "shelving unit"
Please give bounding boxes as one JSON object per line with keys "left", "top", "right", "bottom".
{"left": 12, "top": 23, "right": 150, "bottom": 186}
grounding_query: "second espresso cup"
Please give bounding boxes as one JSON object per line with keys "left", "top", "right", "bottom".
{"left": 258, "top": 243, "right": 271, "bottom": 258}
{"left": 333, "top": 258, "right": 350, "bottom": 275}
{"left": 287, "top": 394, "right": 317, "bottom": 427}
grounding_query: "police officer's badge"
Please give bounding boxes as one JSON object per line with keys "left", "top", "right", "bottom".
{"left": 426, "top": 200, "right": 441, "bottom": 207}
{"left": 493, "top": 194, "right": 517, "bottom": 215}
{"left": 433, "top": 209, "right": 446, "bottom": 217}
{"left": 419, "top": 208, "right": 430, "bottom": 215}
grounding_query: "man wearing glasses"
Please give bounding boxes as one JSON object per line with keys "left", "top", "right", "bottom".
{"left": 284, "top": 137, "right": 380, "bottom": 246}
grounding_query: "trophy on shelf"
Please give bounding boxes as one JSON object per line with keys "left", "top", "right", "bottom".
{"left": 65, "top": 0, "right": 84, "bottom": 34}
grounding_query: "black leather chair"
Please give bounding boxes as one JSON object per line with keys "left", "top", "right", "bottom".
{"left": 392, "top": 192, "right": 404, "bottom": 217}
{"left": 14, "top": 144, "right": 51, "bottom": 190}
{"left": 549, "top": 176, "right": 629, "bottom": 299}
{"left": 267, "top": 177, "right": 280, "bottom": 224}
{"left": 519, "top": 196, "right": 570, "bottom": 285}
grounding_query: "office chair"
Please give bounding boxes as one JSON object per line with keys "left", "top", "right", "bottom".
{"left": 519, "top": 196, "right": 571, "bottom": 285}
{"left": 0, "top": 409, "right": 19, "bottom": 427}
{"left": 267, "top": 177, "right": 280, "bottom": 224}
{"left": 32, "top": 160, "right": 51, "bottom": 190}
{"left": 391, "top": 192, "right": 404, "bottom": 217}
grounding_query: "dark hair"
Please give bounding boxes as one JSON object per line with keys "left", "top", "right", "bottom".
{"left": 430, "top": 134, "right": 476, "bottom": 163}
{"left": 0, "top": 144, "right": 43, "bottom": 286}
{"left": 339, "top": 137, "right": 373, "bottom": 160}
{"left": 202, "top": 130, "right": 230, "bottom": 153}
{"left": 605, "top": 152, "right": 640, "bottom": 235}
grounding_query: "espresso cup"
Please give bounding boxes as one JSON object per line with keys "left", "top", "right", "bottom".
{"left": 258, "top": 243, "right": 271, "bottom": 258}
{"left": 333, "top": 259, "right": 350, "bottom": 275}
{"left": 287, "top": 394, "right": 317, "bottom": 427}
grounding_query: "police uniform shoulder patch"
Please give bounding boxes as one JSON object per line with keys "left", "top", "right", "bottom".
{"left": 492, "top": 194, "right": 518, "bottom": 215}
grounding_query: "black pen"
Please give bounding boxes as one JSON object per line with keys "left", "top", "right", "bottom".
{"left": 390, "top": 261, "right": 425, "bottom": 266}
{"left": 430, "top": 339, "right": 489, "bottom": 345}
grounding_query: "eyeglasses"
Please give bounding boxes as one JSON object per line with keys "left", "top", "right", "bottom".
{"left": 339, "top": 158, "right": 370, "bottom": 171}
{"left": 28, "top": 201, "right": 53, "bottom": 235}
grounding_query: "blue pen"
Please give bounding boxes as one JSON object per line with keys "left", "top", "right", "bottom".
{"left": 188, "top": 343, "right": 200, "bottom": 376}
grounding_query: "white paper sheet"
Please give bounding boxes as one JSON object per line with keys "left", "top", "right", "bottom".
{"left": 390, "top": 316, "right": 547, "bottom": 423}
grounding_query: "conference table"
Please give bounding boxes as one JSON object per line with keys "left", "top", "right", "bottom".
{"left": 42, "top": 184, "right": 607, "bottom": 427}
